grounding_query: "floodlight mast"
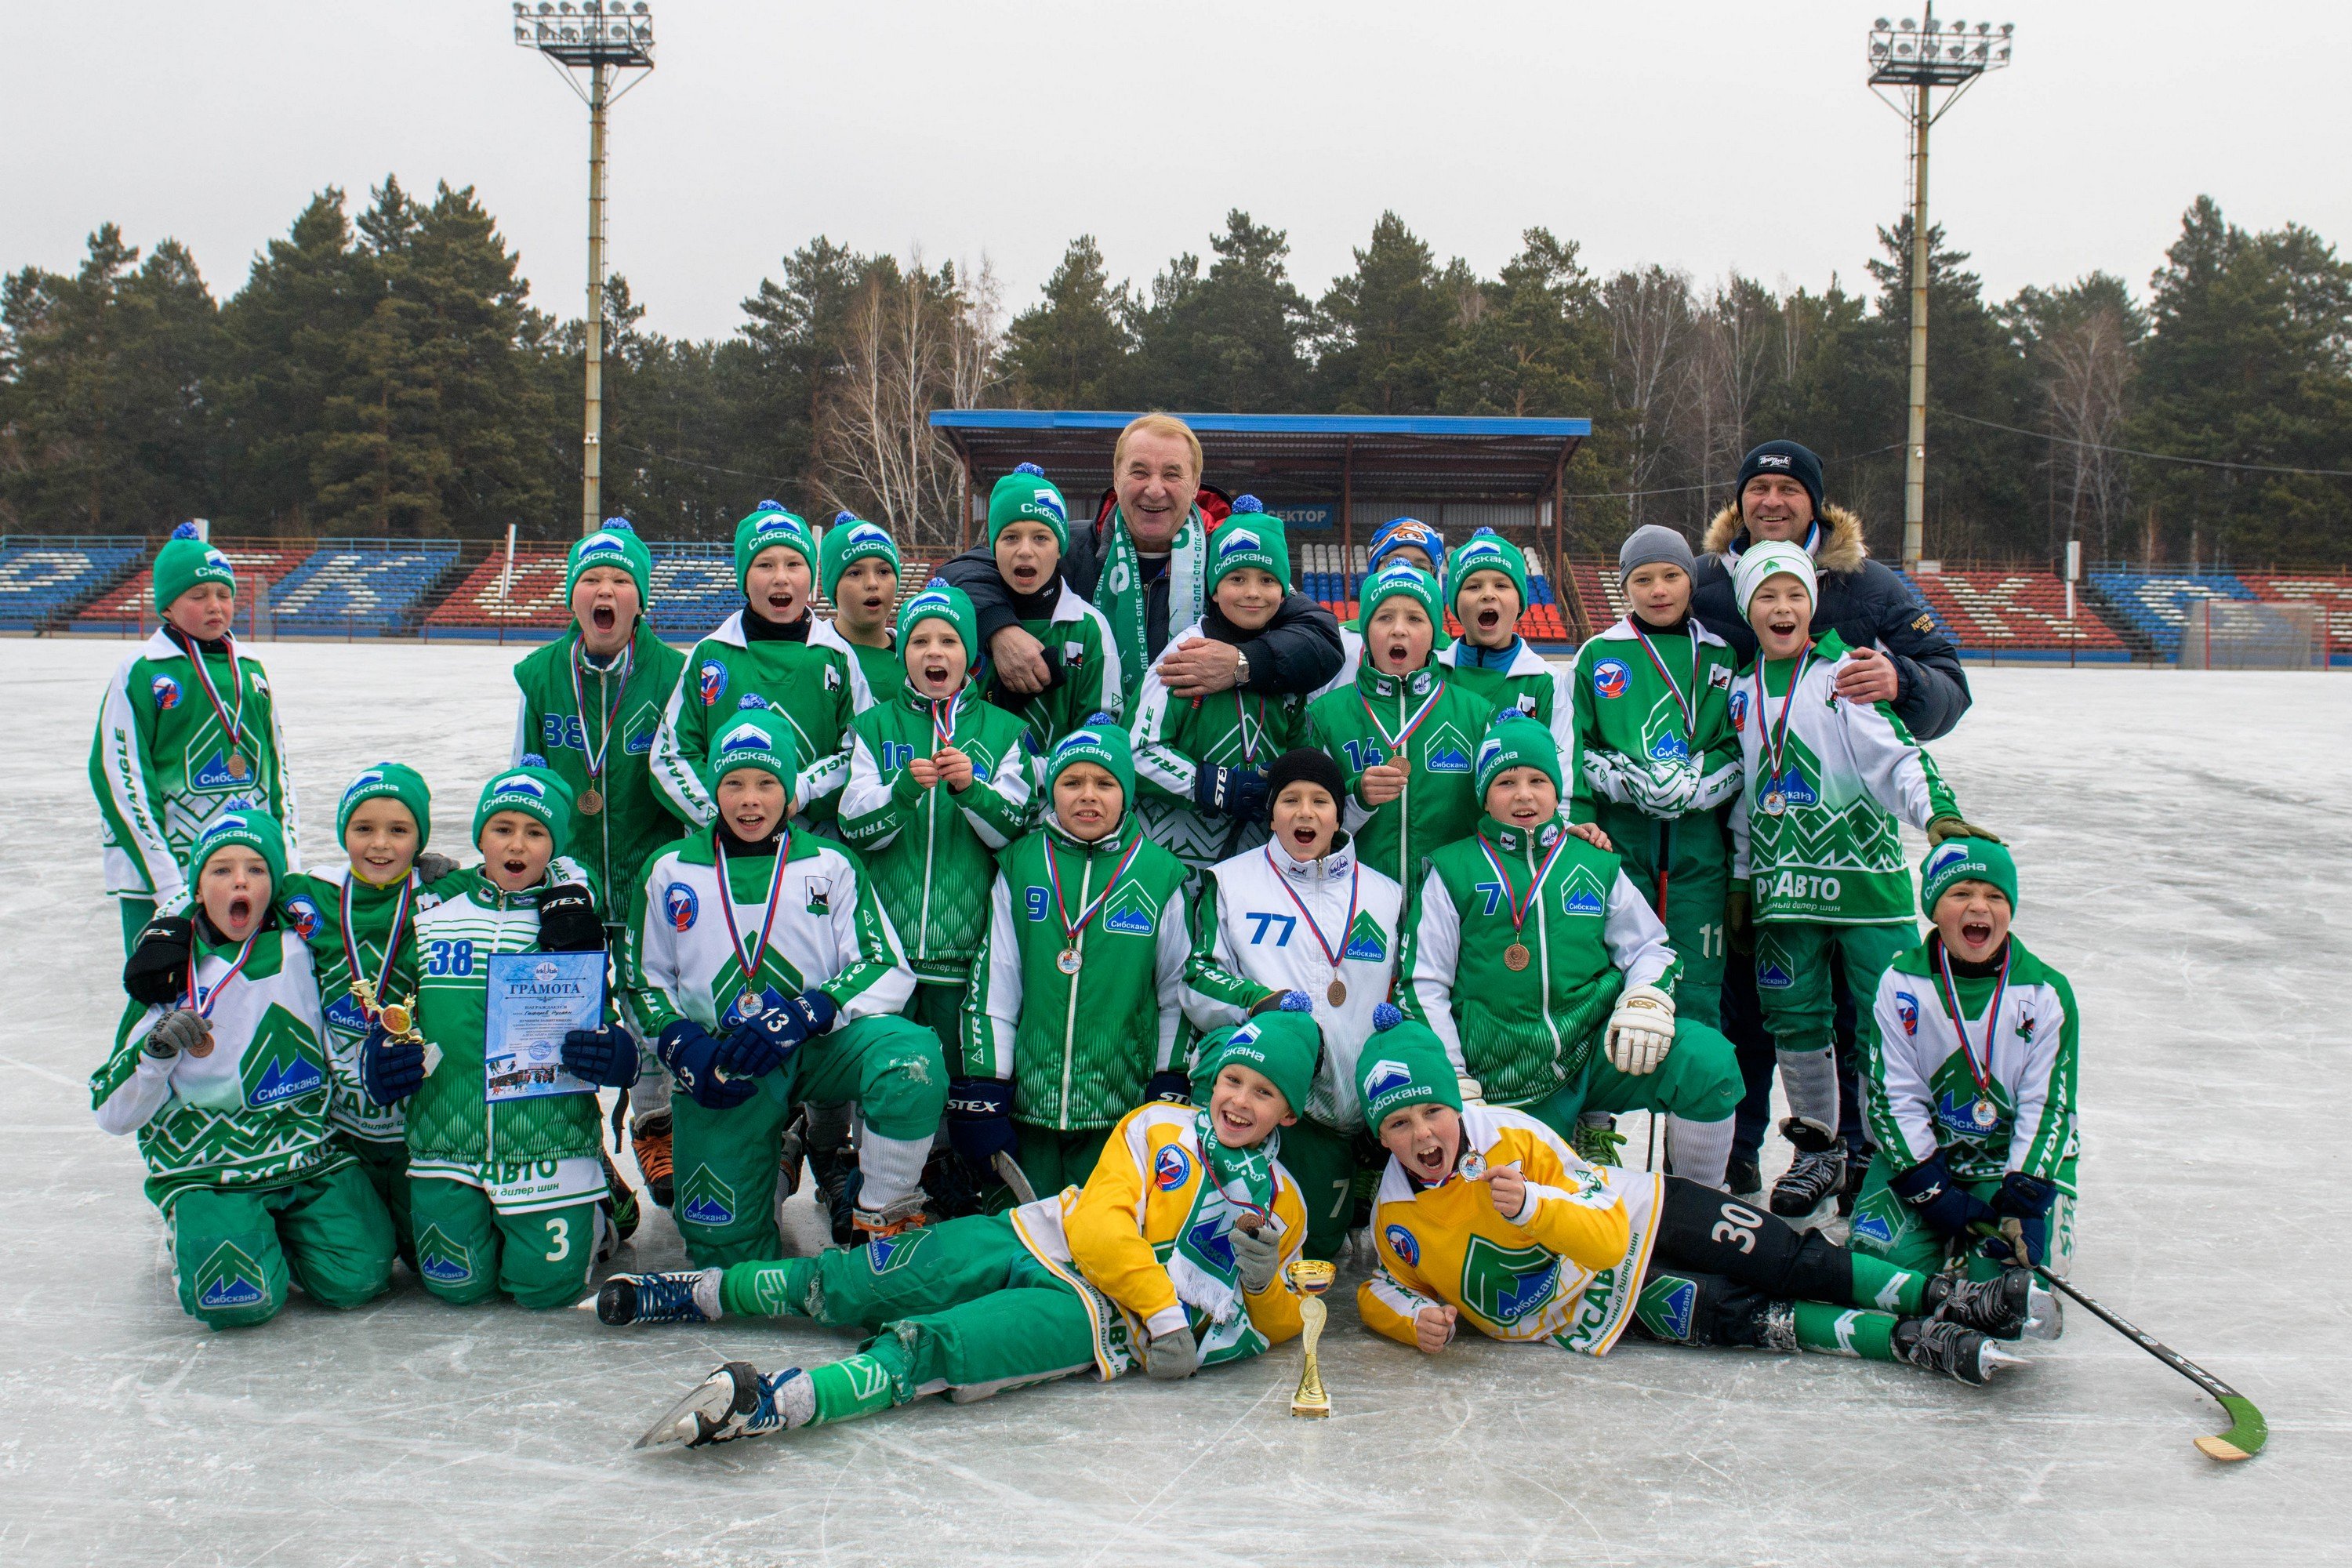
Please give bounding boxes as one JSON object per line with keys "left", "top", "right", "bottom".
{"left": 1866, "top": 5, "right": 2013, "bottom": 571}
{"left": 515, "top": 2, "right": 656, "bottom": 539}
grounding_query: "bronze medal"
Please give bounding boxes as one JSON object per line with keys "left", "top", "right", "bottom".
{"left": 225, "top": 751, "right": 249, "bottom": 780}
{"left": 578, "top": 787, "right": 604, "bottom": 817}
{"left": 1326, "top": 978, "right": 1346, "bottom": 1007}
{"left": 184, "top": 1025, "right": 216, "bottom": 1059}
{"left": 1057, "top": 947, "right": 1083, "bottom": 976}
{"left": 1504, "top": 942, "right": 1531, "bottom": 972}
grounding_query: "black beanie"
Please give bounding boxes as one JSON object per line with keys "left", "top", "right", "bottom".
{"left": 1735, "top": 440, "right": 1824, "bottom": 518}
{"left": 1265, "top": 747, "right": 1345, "bottom": 807}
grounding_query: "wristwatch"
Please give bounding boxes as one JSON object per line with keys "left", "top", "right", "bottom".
{"left": 1233, "top": 648, "right": 1251, "bottom": 687}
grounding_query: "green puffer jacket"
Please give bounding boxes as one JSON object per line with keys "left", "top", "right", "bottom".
{"left": 837, "top": 688, "right": 1037, "bottom": 983}
{"left": 399, "top": 858, "right": 611, "bottom": 1171}
{"left": 510, "top": 622, "right": 688, "bottom": 923}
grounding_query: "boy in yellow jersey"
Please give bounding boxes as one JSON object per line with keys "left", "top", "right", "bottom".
{"left": 600, "top": 1014, "right": 1317, "bottom": 1447}
{"left": 1352, "top": 1011, "right": 2045, "bottom": 1385}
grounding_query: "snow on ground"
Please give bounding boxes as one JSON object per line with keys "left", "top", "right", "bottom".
{"left": 1, "top": 639, "right": 2346, "bottom": 1566}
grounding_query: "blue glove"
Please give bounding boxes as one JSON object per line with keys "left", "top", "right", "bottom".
{"left": 1980, "top": 1171, "right": 2057, "bottom": 1265}
{"left": 946, "top": 1077, "right": 1018, "bottom": 1168}
{"left": 359, "top": 1020, "right": 425, "bottom": 1106}
{"left": 1890, "top": 1155, "right": 1999, "bottom": 1238}
{"left": 657, "top": 1018, "right": 754, "bottom": 1111}
{"left": 1145, "top": 1069, "right": 1194, "bottom": 1105}
{"left": 717, "top": 1017, "right": 788, "bottom": 1079}
{"left": 1225, "top": 768, "right": 1269, "bottom": 825}
{"left": 561, "top": 1024, "right": 641, "bottom": 1088}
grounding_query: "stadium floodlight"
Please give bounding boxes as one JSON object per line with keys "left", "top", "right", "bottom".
{"left": 1865, "top": 2, "right": 2016, "bottom": 572}
{"left": 517, "top": 0, "right": 656, "bottom": 536}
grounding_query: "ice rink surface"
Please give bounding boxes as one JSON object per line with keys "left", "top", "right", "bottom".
{"left": 2, "top": 639, "right": 2346, "bottom": 1566}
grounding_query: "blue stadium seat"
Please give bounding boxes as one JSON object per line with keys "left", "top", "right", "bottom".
{"left": 2085, "top": 568, "right": 2253, "bottom": 655}
{"left": 270, "top": 543, "right": 460, "bottom": 635}
{"left": 0, "top": 541, "right": 144, "bottom": 630}
{"left": 647, "top": 548, "right": 739, "bottom": 641}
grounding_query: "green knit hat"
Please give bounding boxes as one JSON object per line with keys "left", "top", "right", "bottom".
{"left": 819, "top": 512, "right": 902, "bottom": 602}
{"left": 895, "top": 577, "right": 979, "bottom": 671}
{"left": 336, "top": 762, "right": 433, "bottom": 851}
{"left": 152, "top": 523, "right": 237, "bottom": 613}
{"left": 566, "top": 518, "right": 652, "bottom": 608}
{"left": 1920, "top": 837, "right": 2019, "bottom": 919}
{"left": 472, "top": 764, "right": 574, "bottom": 859}
{"left": 1359, "top": 559, "right": 1441, "bottom": 626}
{"left": 1447, "top": 528, "right": 1529, "bottom": 619}
{"left": 707, "top": 713, "right": 799, "bottom": 797}
{"left": 989, "top": 463, "right": 1071, "bottom": 553}
{"left": 1208, "top": 499, "right": 1290, "bottom": 591}
{"left": 1045, "top": 713, "right": 1134, "bottom": 808}
{"left": 185, "top": 807, "right": 288, "bottom": 894}
{"left": 1358, "top": 1005, "right": 1462, "bottom": 1134}
{"left": 1474, "top": 713, "right": 1563, "bottom": 800}
{"left": 733, "top": 502, "right": 817, "bottom": 596}
{"left": 1197, "top": 1010, "right": 1319, "bottom": 1120}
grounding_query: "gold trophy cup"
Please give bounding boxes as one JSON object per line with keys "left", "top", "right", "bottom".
{"left": 1288, "top": 1258, "right": 1337, "bottom": 1418}
{"left": 353, "top": 977, "right": 439, "bottom": 1076}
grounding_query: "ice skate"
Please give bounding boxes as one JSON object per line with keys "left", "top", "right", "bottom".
{"left": 1896, "top": 1317, "right": 2021, "bottom": 1386}
{"left": 595, "top": 1268, "right": 721, "bottom": 1327}
{"left": 631, "top": 1111, "right": 674, "bottom": 1210}
{"left": 1726, "top": 1152, "right": 1763, "bottom": 1198}
{"left": 1931, "top": 1267, "right": 2061, "bottom": 1342}
{"left": 1572, "top": 1113, "right": 1626, "bottom": 1167}
{"left": 1769, "top": 1119, "right": 1846, "bottom": 1220}
{"left": 601, "top": 1151, "right": 640, "bottom": 1242}
{"left": 852, "top": 1189, "right": 933, "bottom": 1240}
{"left": 633, "top": 1362, "right": 812, "bottom": 1450}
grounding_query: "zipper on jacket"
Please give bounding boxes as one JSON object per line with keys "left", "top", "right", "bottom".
{"left": 1529, "top": 834, "right": 1566, "bottom": 1075}
{"left": 917, "top": 735, "right": 938, "bottom": 958}
{"left": 1059, "top": 843, "right": 1091, "bottom": 1132}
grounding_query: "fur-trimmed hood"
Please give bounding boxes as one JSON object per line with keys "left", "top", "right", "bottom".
{"left": 1701, "top": 502, "right": 1868, "bottom": 576}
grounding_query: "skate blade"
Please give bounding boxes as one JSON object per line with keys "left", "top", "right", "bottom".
{"left": 1974, "top": 1342, "right": 2027, "bottom": 1385}
{"left": 633, "top": 1374, "right": 739, "bottom": 1450}
{"left": 2022, "top": 1284, "right": 2063, "bottom": 1341}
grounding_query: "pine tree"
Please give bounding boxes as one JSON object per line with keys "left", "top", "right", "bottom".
{"left": 1312, "top": 212, "right": 1460, "bottom": 414}
{"left": 1127, "top": 211, "right": 1310, "bottom": 412}
{"left": 1004, "top": 235, "right": 1133, "bottom": 409}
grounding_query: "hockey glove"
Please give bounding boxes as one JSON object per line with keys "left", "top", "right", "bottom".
{"left": 359, "top": 1020, "right": 426, "bottom": 1105}
{"left": 1250, "top": 989, "right": 1315, "bottom": 1017}
{"left": 1926, "top": 816, "right": 2005, "bottom": 848}
{"left": 1192, "top": 764, "right": 1270, "bottom": 824}
{"left": 1889, "top": 1154, "right": 1998, "bottom": 1239}
{"left": 414, "top": 851, "right": 461, "bottom": 883}
{"left": 561, "top": 1024, "right": 641, "bottom": 1089}
{"left": 1228, "top": 1220, "right": 1282, "bottom": 1294}
{"left": 1604, "top": 983, "right": 1676, "bottom": 1075}
{"left": 657, "top": 1019, "right": 756, "bottom": 1112}
{"left": 757, "top": 989, "right": 839, "bottom": 1053}
{"left": 535, "top": 882, "right": 605, "bottom": 953}
{"left": 1140, "top": 1323, "right": 1200, "bottom": 1381}
{"left": 946, "top": 1078, "right": 1018, "bottom": 1168}
{"left": 1980, "top": 1171, "right": 2057, "bottom": 1266}
{"left": 124, "top": 915, "right": 195, "bottom": 1007}
{"left": 1144, "top": 1069, "right": 1195, "bottom": 1106}
{"left": 143, "top": 1007, "right": 211, "bottom": 1060}
{"left": 716, "top": 1017, "right": 788, "bottom": 1079}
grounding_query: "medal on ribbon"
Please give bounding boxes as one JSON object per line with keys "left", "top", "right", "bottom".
{"left": 568, "top": 641, "right": 634, "bottom": 818}
{"left": 1263, "top": 845, "right": 1359, "bottom": 1006}
{"left": 715, "top": 836, "right": 793, "bottom": 1025}
{"left": 1752, "top": 643, "right": 1815, "bottom": 817}
{"left": 342, "top": 874, "right": 413, "bottom": 1026}
{"left": 930, "top": 691, "right": 961, "bottom": 757}
{"left": 1044, "top": 833, "right": 1145, "bottom": 978}
{"left": 1934, "top": 939, "right": 2011, "bottom": 1133}
{"left": 1358, "top": 676, "right": 1443, "bottom": 770}
{"left": 1475, "top": 826, "right": 1573, "bottom": 977}
{"left": 1629, "top": 619, "right": 1701, "bottom": 755}
{"left": 182, "top": 929, "right": 261, "bottom": 1057}
{"left": 179, "top": 630, "right": 253, "bottom": 781}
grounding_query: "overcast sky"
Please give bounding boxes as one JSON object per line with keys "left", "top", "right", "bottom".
{"left": 6, "top": 2, "right": 2345, "bottom": 344}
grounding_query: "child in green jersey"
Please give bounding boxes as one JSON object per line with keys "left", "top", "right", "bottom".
{"left": 1305, "top": 560, "right": 1496, "bottom": 894}
{"left": 1131, "top": 500, "right": 1311, "bottom": 870}
{"left": 93, "top": 811, "right": 395, "bottom": 1330}
{"left": 91, "top": 524, "right": 299, "bottom": 954}
{"left": 1397, "top": 716, "right": 1741, "bottom": 1185}
{"left": 1438, "top": 528, "right": 1573, "bottom": 746}
{"left": 1852, "top": 839, "right": 2076, "bottom": 1299}
{"left": 972, "top": 464, "right": 1124, "bottom": 750}
{"left": 1726, "top": 543, "right": 1998, "bottom": 1224}
{"left": 1571, "top": 525, "right": 1743, "bottom": 1029}
{"left": 818, "top": 511, "right": 906, "bottom": 712}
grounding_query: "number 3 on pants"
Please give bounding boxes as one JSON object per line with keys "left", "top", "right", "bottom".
{"left": 544, "top": 1216, "right": 571, "bottom": 1262}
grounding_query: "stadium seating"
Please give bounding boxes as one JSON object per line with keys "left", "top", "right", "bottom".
{"left": 0, "top": 539, "right": 146, "bottom": 630}
{"left": 1904, "top": 569, "right": 2129, "bottom": 661}
{"left": 73, "top": 543, "right": 313, "bottom": 635}
{"left": 2237, "top": 572, "right": 2352, "bottom": 664}
{"left": 2085, "top": 568, "right": 2255, "bottom": 658}
{"left": 268, "top": 542, "right": 461, "bottom": 636}
{"left": 423, "top": 547, "right": 572, "bottom": 639}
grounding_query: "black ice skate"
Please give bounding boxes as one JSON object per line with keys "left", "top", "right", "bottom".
{"left": 1929, "top": 1267, "right": 2063, "bottom": 1342}
{"left": 1895, "top": 1317, "right": 2021, "bottom": 1386}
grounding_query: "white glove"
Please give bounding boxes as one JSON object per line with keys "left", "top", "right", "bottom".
{"left": 1580, "top": 750, "right": 1642, "bottom": 808}
{"left": 1229, "top": 1222, "right": 1281, "bottom": 1294}
{"left": 1457, "top": 1074, "right": 1486, "bottom": 1106}
{"left": 1632, "top": 759, "right": 1700, "bottom": 817}
{"left": 1605, "top": 984, "right": 1676, "bottom": 1076}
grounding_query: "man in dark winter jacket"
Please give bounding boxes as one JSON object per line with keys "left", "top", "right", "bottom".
{"left": 1690, "top": 439, "right": 1975, "bottom": 1201}
{"left": 942, "top": 414, "right": 1343, "bottom": 711}
{"left": 1690, "top": 440, "right": 1970, "bottom": 743}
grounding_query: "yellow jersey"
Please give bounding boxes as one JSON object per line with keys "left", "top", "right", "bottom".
{"left": 1357, "top": 1104, "right": 1661, "bottom": 1355}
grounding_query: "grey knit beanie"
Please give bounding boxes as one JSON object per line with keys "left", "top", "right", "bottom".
{"left": 1619, "top": 524, "right": 1697, "bottom": 578}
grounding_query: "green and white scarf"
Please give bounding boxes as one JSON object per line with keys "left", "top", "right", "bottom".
{"left": 1167, "top": 1109, "right": 1281, "bottom": 1368}
{"left": 1096, "top": 506, "right": 1210, "bottom": 710}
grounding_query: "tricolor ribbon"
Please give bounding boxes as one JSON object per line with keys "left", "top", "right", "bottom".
{"left": 1262, "top": 845, "right": 1359, "bottom": 976}
{"left": 716, "top": 834, "right": 793, "bottom": 1003}
{"left": 1933, "top": 938, "right": 2012, "bottom": 1111}
{"left": 1045, "top": 833, "right": 1147, "bottom": 955}
{"left": 1359, "top": 678, "right": 1444, "bottom": 765}
{"left": 176, "top": 629, "right": 252, "bottom": 764}
{"left": 342, "top": 875, "right": 413, "bottom": 1020}
{"left": 568, "top": 640, "right": 635, "bottom": 791}
{"left": 186, "top": 930, "right": 262, "bottom": 1020}
{"left": 1752, "top": 641, "right": 1817, "bottom": 797}
{"left": 1473, "top": 826, "right": 1575, "bottom": 951}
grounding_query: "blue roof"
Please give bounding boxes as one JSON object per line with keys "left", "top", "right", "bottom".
{"left": 931, "top": 409, "right": 1592, "bottom": 438}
